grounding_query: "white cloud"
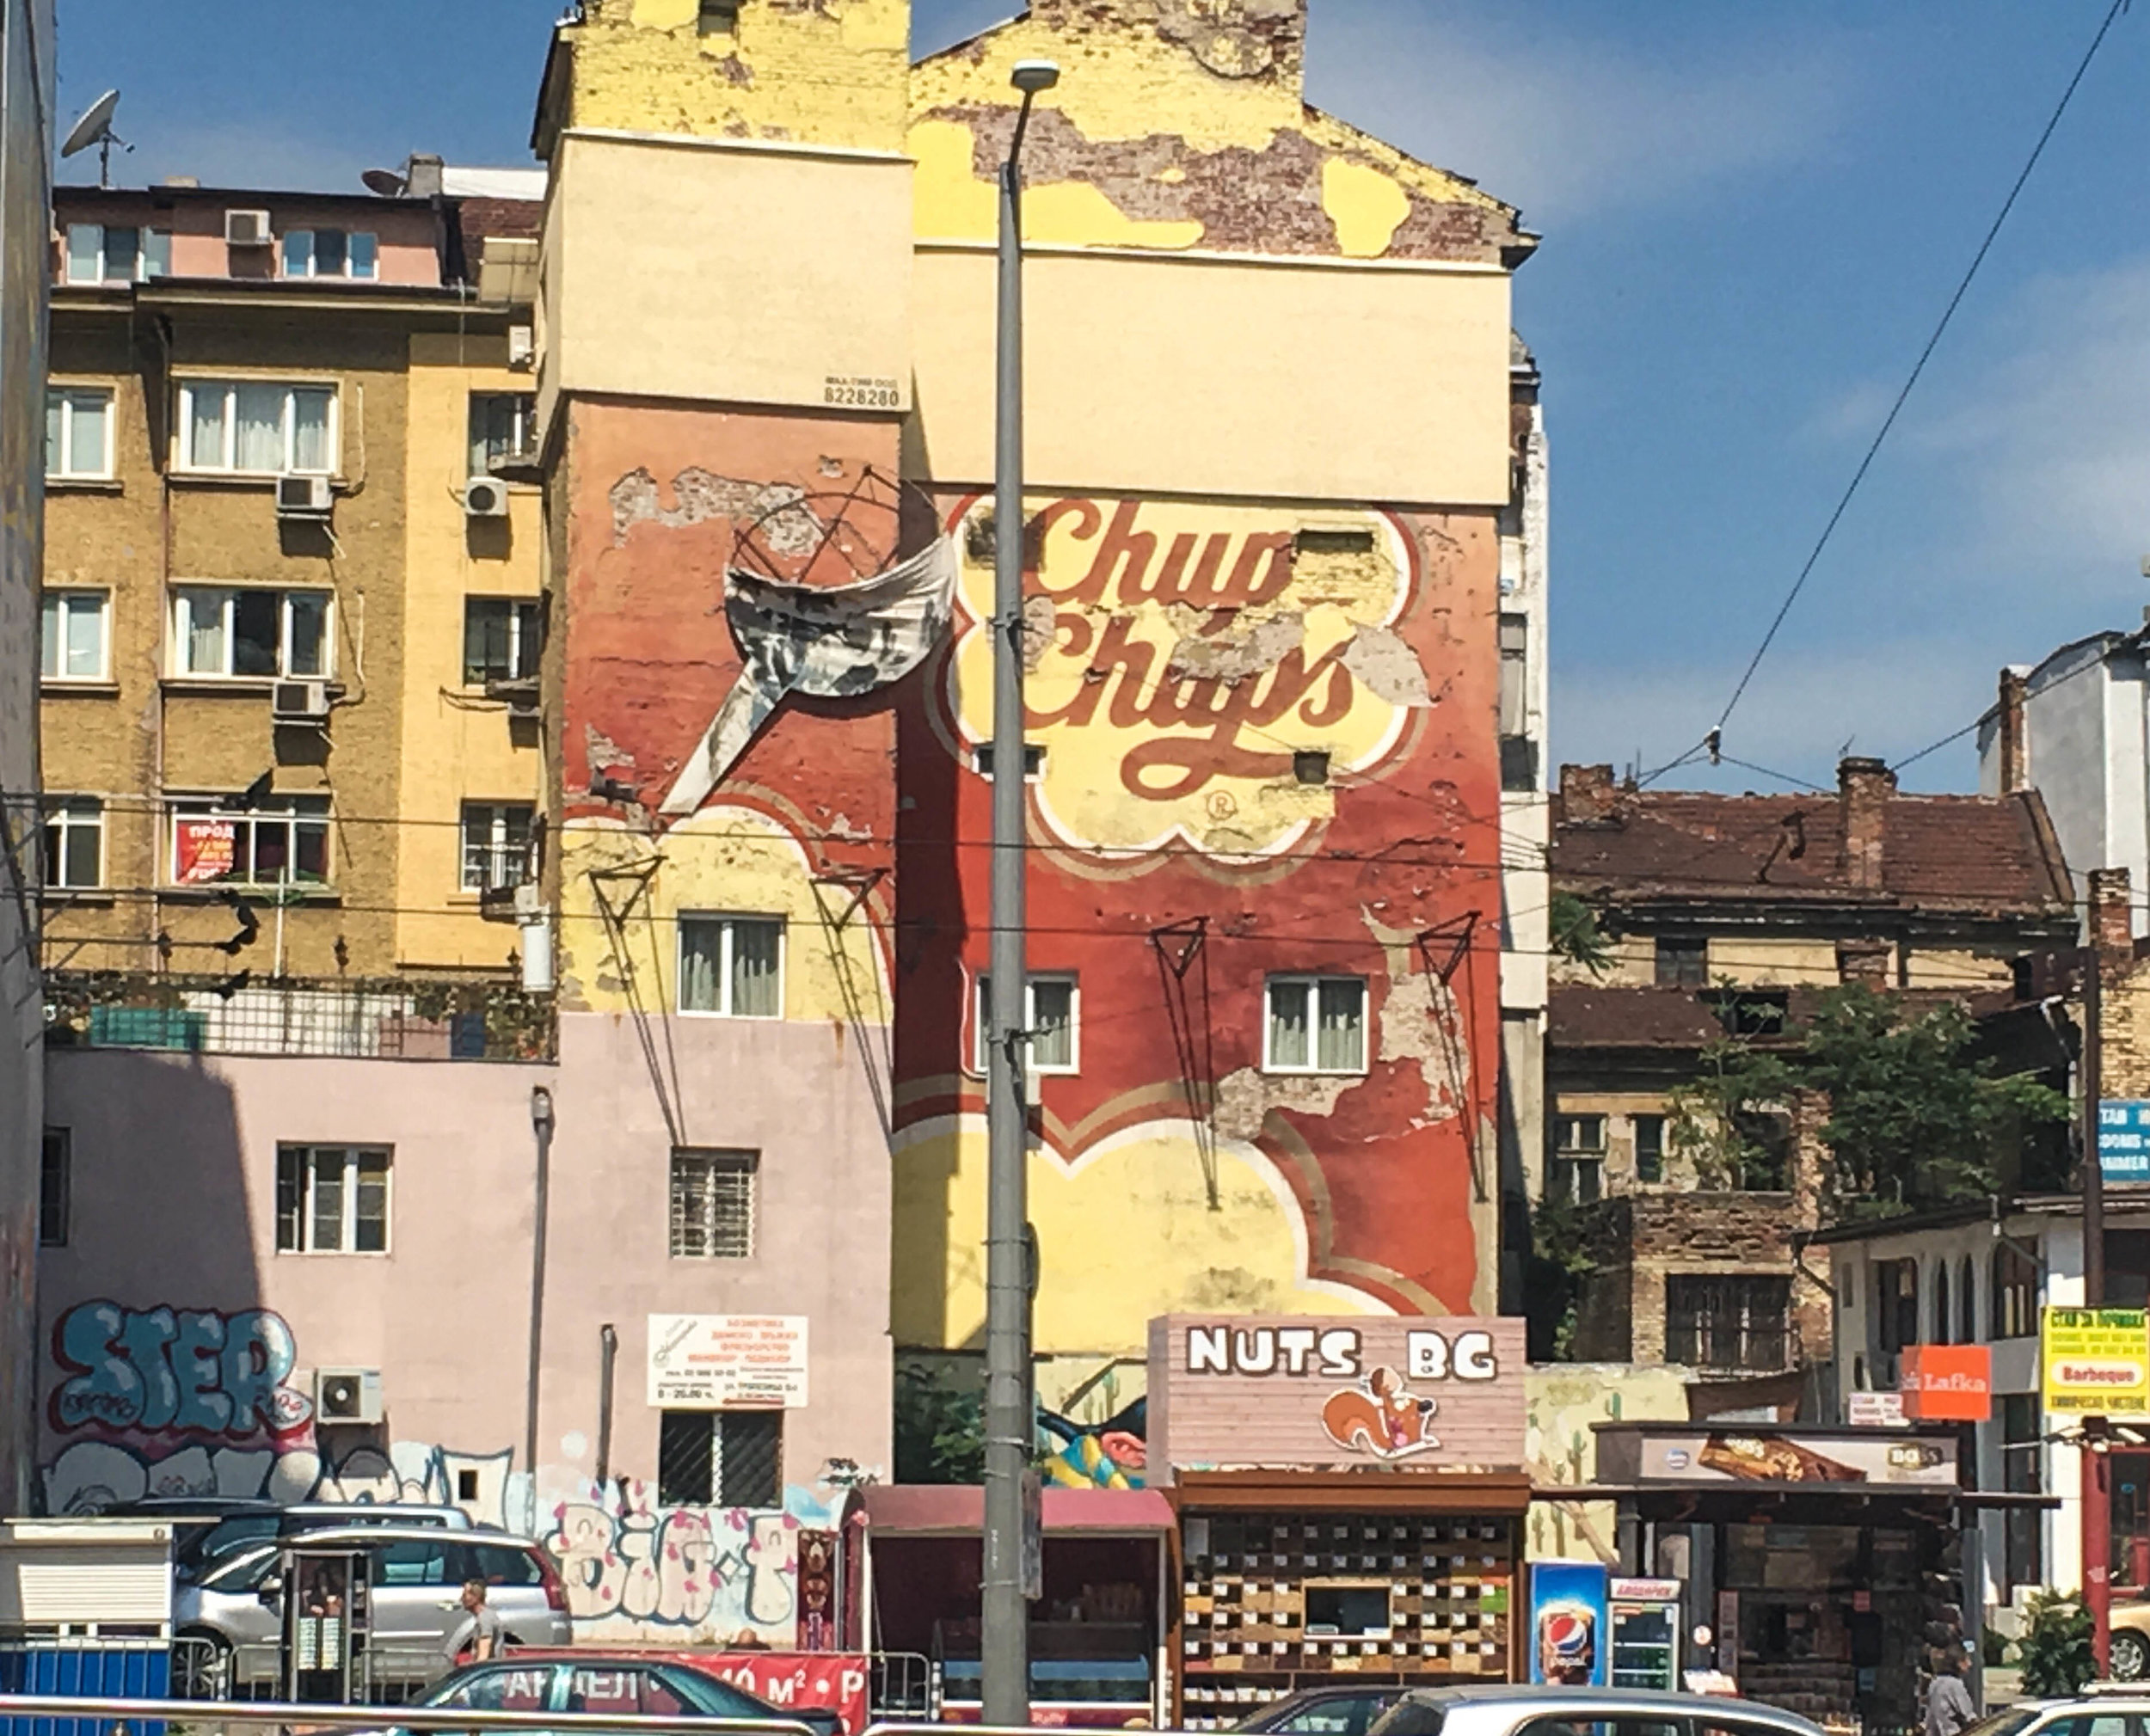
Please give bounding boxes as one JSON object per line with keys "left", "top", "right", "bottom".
{"left": 1302, "top": 2, "right": 1859, "bottom": 225}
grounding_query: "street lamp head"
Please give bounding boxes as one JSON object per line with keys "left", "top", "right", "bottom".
{"left": 1010, "top": 59, "right": 1060, "bottom": 95}
{"left": 531, "top": 1084, "right": 555, "bottom": 1132}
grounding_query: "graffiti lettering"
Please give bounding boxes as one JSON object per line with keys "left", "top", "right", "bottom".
{"left": 51, "top": 1301, "right": 305, "bottom": 1439}
{"left": 546, "top": 1492, "right": 800, "bottom": 1643}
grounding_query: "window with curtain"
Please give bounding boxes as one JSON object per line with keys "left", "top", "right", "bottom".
{"left": 171, "top": 587, "right": 329, "bottom": 678}
{"left": 1263, "top": 975, "right": 1367, "bottom": 1075}
{"left": 678, "top": 915, "right": 783, "bottom": 1017}
{"left": 40, "top": 590, "right": 108, "bottom": 681}
{"left": 178, "top": 380, "right": 336, "bottom": 474}
{"left": 975, "top": 974, "right": 1079, "bottom": 1074}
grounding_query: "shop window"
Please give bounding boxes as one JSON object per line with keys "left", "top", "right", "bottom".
{"left": 169, "top": 796, "right": 330, "bottom": 888}
{"left": 1875, "top": 1258, "right": 1920, "bottom": 1353}
{"left": 656, "top": 1409, "right": 781, "bottom": 1507}
{"left": 1655, "top": 935, "right": 1707, "bottom": 988}
{"left": 1991, "top": 1241, "right": 2038, "bottom": 1340}
{"left": 1264, "top": 975, "right": 1366, "bottom": 1075}
{"left": 669, "top": 1148, "right": 755, "bottom": 1259}
{"left": 976, "top": 974, "right": 1078, "bottom": 1075}
{"left": 1304, "top": 1584, "right": 1392, "bottom": 1637}
{"left": 678, "top": 914, "right": 783, "bottom": 1017}
{"left": 1632, "top": 1113, "right": 1667, "bottom": 1184}
{"left": 1551, "top": 1115, "right": 1605, "bottom": 1203}
{"left": 275, "top": 1144, "right": 390, "bottom": 1254}
{"left": 1665, "top": 1274, "right": 1790, "bottom": 1371}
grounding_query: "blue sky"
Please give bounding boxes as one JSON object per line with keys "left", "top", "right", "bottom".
{"left": 56, "top": 1, "right": 2150, "bottom": 793}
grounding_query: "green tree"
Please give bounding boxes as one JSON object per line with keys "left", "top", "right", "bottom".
{"left": 2015, "top": 1590, "right": 2094, "bottom": 1696}
{"left": 893, "top": 1360, "right": 985, "bottom": 1483}
{"left": 1548, "top": 892, "right": 1613, "bottom": 978}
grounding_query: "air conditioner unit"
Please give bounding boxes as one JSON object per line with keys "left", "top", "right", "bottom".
{"left": 507, "top": 324, "right": 534, "bottom": 369}
{"left": 224, "top": 208, "right": 273, "bottom": 248}
{"left": 275, "top": 473, "right": 333, "bottom": 518}
{"left": 315, "top": 1367, "right": 384, "bottom": 1425}
{"left": 464, "top": 475, "right": 509, "bottom": 518}
{"left": 271, "top": 679, "right": 331, "bottom": 722}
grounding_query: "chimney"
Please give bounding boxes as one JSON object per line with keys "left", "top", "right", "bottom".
{"left": 2091, "top": 866, "right": 2133, "bottom": 959}
{"left": 1996, "top": 668, "right": 2029, "bottom": 794}
{"left": 1837, "top": 757, "right": 1895, "bottom": 891}
{"left": 403, "top": 153, "right": 445, "bottom": 199}
{"left": 1559, "top": 764, "right": 1618, "bottom": 825}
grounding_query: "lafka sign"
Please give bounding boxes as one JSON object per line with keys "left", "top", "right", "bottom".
{"left": 1148, "top": 1315, "right": 1526, "bottom": 1479}
{"left": 947, "top": 497, "right": 1427, "bottom": 861}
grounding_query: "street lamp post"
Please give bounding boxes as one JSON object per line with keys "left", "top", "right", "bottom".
{"left": 982, "top": 56, "right": 1060, "bottom": 1732}
{"left": 525, "top": 1085, "right": 555, "bottom": 1489}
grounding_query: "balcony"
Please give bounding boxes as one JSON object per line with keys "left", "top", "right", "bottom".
{"left": 44, "top": 971, "right": 555, "bottom": 1063}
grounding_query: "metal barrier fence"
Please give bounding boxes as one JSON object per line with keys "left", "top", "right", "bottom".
{"left": 0, "top": 1707, "right": 1193, "bottom": 1736}
{"left": 865, "top": 1654, "right": 935, "bottom": 1723}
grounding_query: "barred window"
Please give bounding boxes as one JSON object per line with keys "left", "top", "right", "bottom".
{"left": 1665, "top": 1274, "right": 1789, "bottom": 1371}
{"left": 669, "top": 1148, "right": 756, "bottom": 1259}
{"left": 657, "top": 1408, "right": 782, "bottom": 1508}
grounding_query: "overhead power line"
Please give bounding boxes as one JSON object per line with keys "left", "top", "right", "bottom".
{"left": 1710, "top": 0, "right": 2130, "bottom": 745}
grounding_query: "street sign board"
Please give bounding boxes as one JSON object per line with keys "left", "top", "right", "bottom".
{"left": 648, "top": 1314, "right": 809, "bottom": 1408}
{"left": 2101, "top": 1101, "right": 2150, "bottom": 1181}
{"left": 1901, "top": 1344, "right": 1992, "bottom": 1421}
{"left": 2041, "top": 1306, "right": 2150, "bottom": 1414}
{"left": 1846, "top": 1390, "right": 1907, "bottom": 1427}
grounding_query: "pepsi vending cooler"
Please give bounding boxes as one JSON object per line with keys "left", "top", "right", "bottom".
{"left": 1527, "top": 1561, "right": 1609, "bottom": 1687}
{"left": 1607, "top": 1579, "right": 1683, "bottom": 1690}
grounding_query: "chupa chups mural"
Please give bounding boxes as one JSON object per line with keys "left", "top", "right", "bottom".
{"left": 39, "top": 1298, "right": 831, "bottom": 1647}
{"left": 892, "top": 489, "right": 1504, "bottom": 1362}
{"left": 1146, "top": 1315, "right": 1528, "bottom": 1479}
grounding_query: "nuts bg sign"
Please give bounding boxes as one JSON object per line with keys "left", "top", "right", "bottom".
{"left": 1146, "top": 1315, "right": 1526, "bottom": 1479}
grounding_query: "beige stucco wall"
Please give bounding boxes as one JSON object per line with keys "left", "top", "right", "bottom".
{"left": 909, "top": 245, "right": 1511, "bottom": 503}
{"left": 542, "top": 132, "right": 912, "bottom": 421}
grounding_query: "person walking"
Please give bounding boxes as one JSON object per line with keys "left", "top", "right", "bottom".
{"left": 1925, "top": 1644, "right": 1977, "bottom": 1736}
{"left": 446, "top": 1579, "right": 502, "bottom": 1668}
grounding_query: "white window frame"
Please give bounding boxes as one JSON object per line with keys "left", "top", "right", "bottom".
{"left": 974, "top": 972, "right": 1080, "bottom": 1076}
{"left": 468, "top": 392, "right": 537, "bottom": 475}
{"left": 1262, "top": 973, "right": 1368, "bottom": 1077}
{"left": 40, "top": 798, "right": 104, "bottom": 891}
{"left": 460, "top": 801, "right": 536, "bottom": 893}
{"left": 668, "top": 1147, "right": 757, "bottom": 1260}
{"left": 677, "top": 913, "right": 785, "bottom": 1019}
{"left": 40, "top": 589, "right": 110, "bottom": 682}
{"left": 280, "top": 228, "right": 378, "bottom": 281}
{"left": 175, "top": 378, "right": 341, "bottom": 475}
{"left": 275, "top": 1144, "right": 391, "bottom": 1255}
{"left": 168, "top": 795, "right": 333, "bottom": 889}
{"left": 63, "top": 223, "right": 170, "bottom": 285}
{"left": 462, "top": 597, "right": 543, "bottom": 685}
{"left": 46, "top": 387, "right": 114, "bottom": 480}
{"left": 170, "top": 586, "right": 335, "bottom": 680}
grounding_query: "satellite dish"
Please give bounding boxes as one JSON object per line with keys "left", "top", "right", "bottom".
{"left": 360, "top": 168, "right": 407, "bottom": 197}
{"left": 59, "top": 89, "right": 128, "bottom": 187}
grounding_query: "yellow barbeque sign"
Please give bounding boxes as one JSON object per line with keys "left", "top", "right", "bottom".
{"left": 949, "top": 496, "right": 1428, "bottom": 859}
{"left": 2042, "top": 1306, "right": 2150, "bottom": 1414}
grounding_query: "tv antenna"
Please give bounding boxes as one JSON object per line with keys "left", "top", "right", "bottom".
{"left": 60, "top": 89, "right": 127, "bottom": 189}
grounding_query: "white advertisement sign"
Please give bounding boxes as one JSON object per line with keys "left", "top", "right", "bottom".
{"left": 648, "top": 1315, "right": 809, "bottom": 1409}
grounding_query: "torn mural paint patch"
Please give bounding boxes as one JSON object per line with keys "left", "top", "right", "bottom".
{"left": 660, "top": 536, "right": 958, "bottom": 815}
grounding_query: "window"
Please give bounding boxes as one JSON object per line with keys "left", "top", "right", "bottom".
{"left": 678, "top": 915, "right": 783, "bottom": 1017}
{"left": 1551, "top": 1114, "right": 1606, "bottom": 1204}
{"left": 468, "top": 393, "right": 536, "bottom": 475}
{"left": 975, "top": 973, "right": 1078, "bottom": 1074}
{"left": 457, "top": 1543, "right": 544, "bottom": 1588}
{"left": 971, "top": 743, "right": 1044, "bottom": 780}
{"left": 1933, "top": 1260, "right": 1952, "bottom": 1345}
{"left": 177, "top": 380, "right": 336, "bottom": 474}
{"left": 463, "top": 598, "right": 544, "bottom": 684}
{"left": 373, "top": 1537, "right": 449, "bottom": 1585}
{"left": 2002, "top": 1391, "right": 2043, "bottom": 1593}
{"left": 1264, "top": 975, "right": 1366, "bottom": 1075}
{"left": 1959, "top": 1254, "right": 1977, "bottom": 1345}
{"left": 1305, "top": 1585, "right": 1393, "bottom": 1637}
{"left": 1875, "top": 1257, "right": 1921, "bottom": 1353}
{"left": 1632, "top": 1113, "right": 1666, "bottom": 1185}
{"left": 171, "top": 587, "right": 330, "bottom": 678}
{"left": 460, "top": 802, "right": 536, "bottom": 893}
{"left": 433, "top": 1668, "right": 551, "bottom": 1714}
{"left": 1664, "top": 1274, "right": 1791, "bottom": 1371}
{"left": 1655, "top": 935, "right": 1707, "bottom": 988}
{"left": 63, "top": 223, "right": 169, "bottom": 285}
{"left": 1992, "top": 1241, "right": 2038, "bottom": 1340}
{"left": 1268, "top": 1693, "right": 1402, "bottom": 1736}
{"left": 1728, "top": 1110, "right": 1791, "bottom": 1190}
{"left": 566, "top": 1668, "right": 695, "bottom": 1718}
{"left": 656, "top": 1409, "right": 783, "bottom": 1507}
{"left": 45, "top": 388, "right": 113, "bottom": 479}
{"left": 669, "top": 1148, "right": 756, "bottom": 1259}
{"left": 1497, "top": 610, "right": 1529, "bottom": 792}
{"left": 1705, "top": 989, "right": 1788, "bottom": 1037}
{"left": 697, "top": 0, "right": 741, "bottom": 31}
{"left": 170, "top": 797, "right": 330, "bottom": 886}
{"left": 41, "top": 799, "right": 102, "bottom": 890}
{"left": 275, "top": 1144, "right": 390, "bottom": 1253}
{"left": 40, "top": 1128, "right": 70, "bottom": 1248}
{"left": 40, "top": 590, "right": 108, "bottom": 681}
{"left": 280, "top": 229, "right": 378, "bottom": 280}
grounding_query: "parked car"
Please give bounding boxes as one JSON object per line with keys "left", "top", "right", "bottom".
{"left": 1238, "top": 1686, "right": 1409, "bottom": 1734}
{"left": 1959, "top": 1694, "right": 2150, "bottom": 1734}
{"left": 412, "top": 1656, "right": 840, "bottom": 1736}
{"left": 2110, "top": 1603, "right": 2150, "bottom": 1679}
{"left": 171, "top": 1523, "right": 568, "bottom": 1695}
{"left": 1367, "top": 1687, "right": 1826, "bottom": 1736}
{"left": 178, "top": 1501, "right": 475, "bottom": 1580}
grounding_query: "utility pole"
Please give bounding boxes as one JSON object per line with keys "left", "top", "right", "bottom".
{"left": 525, "top": 1085, "right": 556, "bottom": 1493}
{"left": 2082, "top": 922, "right": 2110, "bottom": 1675}
{"left": 982, "top": 57, "right": 1060, "bottom": 1731}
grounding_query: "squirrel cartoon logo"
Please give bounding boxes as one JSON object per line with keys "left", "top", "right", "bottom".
{"left": 1320, "top": 1365, "right": 1440, "bottom": 1460}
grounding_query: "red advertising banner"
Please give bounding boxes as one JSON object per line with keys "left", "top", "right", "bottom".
{"left": 663, "top": 1653, "right": 869, "bottom": 1733}
{"left": 1899, "top": 1343, "right": 1993, "bottom": 1421}
{"left": 174, "top": 818, "right": 236, "bottom": 884}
